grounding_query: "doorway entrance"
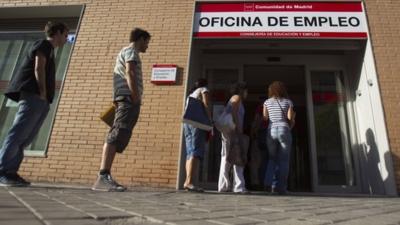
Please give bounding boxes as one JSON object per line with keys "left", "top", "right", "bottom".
{"left": 196, "top": 65, "right": 311, "bottom": 192}
{"left": 197, "top": 64, "right": 358, "bottom": 193}
{"left": 242, "top": 65, "right": 311, "bottom": 192}
{"left": 180, "top": 37, "right": 396, "bottom": 194}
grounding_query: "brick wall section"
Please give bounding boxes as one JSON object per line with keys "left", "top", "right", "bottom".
{"left": 363, "top": 0, "right": 400, "bottom": 189}
{"left": 1, "top": 0, "right": 400, "bottom": 191}
{"left": 0, "top": 0, "right": 195, "bottom": 188}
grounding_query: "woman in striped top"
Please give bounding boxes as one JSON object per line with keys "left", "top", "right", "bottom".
{"left": 263, "top": 81, "right": 295, "bottom": 195}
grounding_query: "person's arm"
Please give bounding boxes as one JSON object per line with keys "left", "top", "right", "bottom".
{"left": 230, "top": 95, "right": 242, "bottom": 133}
{"left": 287, "top": 106, "right": 296, "bottom": 128}
{"left": 263, "top": 105, "right": 269, "bottom": 122}
{"left": 125, "top": 61, "right": 140, "bottom": 103}
{"left": 34, "top": 51, "right": 47, "bottom": 101}
{"left": 201, "top": 91, "right": 212, "bottom": 120}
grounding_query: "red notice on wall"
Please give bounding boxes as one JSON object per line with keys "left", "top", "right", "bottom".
{"left": 151, "top": 64, "right": 177, "bottom": 85}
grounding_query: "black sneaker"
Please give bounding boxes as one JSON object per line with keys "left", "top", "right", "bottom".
{"left": 0, "top": 173, "right": 30, "bottom": 187}
{"left": 91, "top": 174, "right": 126, "bottom": 192}
{"left": 11, "top": 173, "right": 31, "bottom": 186}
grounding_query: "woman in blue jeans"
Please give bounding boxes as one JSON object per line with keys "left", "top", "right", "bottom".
{"left": 263, "top": 81, "right": 295, "bottom": 194}
{"left": 183, "top": 78, "right": 211, "bottom": 192}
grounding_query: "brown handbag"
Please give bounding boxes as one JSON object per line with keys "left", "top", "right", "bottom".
{"left": 99, "top": 104, "right": 116, "bottom": 127}
{"left": 226, "top": 133, "right": 250, "bottom": 166}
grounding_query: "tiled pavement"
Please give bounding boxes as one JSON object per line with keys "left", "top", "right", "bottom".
{"left": 1, "top": 185, "right": 400, "bottom": 225}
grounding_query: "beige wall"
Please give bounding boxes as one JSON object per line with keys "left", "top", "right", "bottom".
{"left": 0, "top": 0, "right": 195, "bottom": 188}
{"left": 0, "top": 0, "right": 399, "bottom": 191}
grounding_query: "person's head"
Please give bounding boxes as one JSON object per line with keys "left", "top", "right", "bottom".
{"left": 44, "top": 21, "right": 69, "bottom": 47}
{"left": 130, "top": 28, "right": 151, "bottom": 53}
{"left": 268, "top": 81, "right": 288, "bottom": 98}
{"left": 190, "top": 78, "right": 208, "bottom": 93}
{"left": 195, "top": 78, "right": 207, "bottom": 88}
{"left": 230, "top": 82, "right": 248, "bottom": 99}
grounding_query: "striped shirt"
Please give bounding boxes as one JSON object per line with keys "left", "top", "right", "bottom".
{"left": 263, "top": 97, "right": 293, "bottom": 128}
{"left": 113, "top": 46, "right": 143, "bottom": 101}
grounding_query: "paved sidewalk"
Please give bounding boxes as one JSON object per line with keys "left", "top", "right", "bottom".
{"left": 1, "top": 185, "right": 400, "bottom": 225}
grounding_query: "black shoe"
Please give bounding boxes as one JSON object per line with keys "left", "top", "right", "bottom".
{"left": 0, "top": 173, "right": 30, "bottom": 187}
{"left": 92, "top": 174, "right": 126, "bottom": 192}
{"left": 183, "top": 184, "right": 204, "bottom": 193}
{"left": 264, "top": 186, "right": 277, "bottom": 195}
{"left": 11, "top": 173, "right": 31, "bottom": 186}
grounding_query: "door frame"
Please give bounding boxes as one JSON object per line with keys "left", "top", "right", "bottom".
{"left": 186, "top": 51, "right": 368, "bottom": 193}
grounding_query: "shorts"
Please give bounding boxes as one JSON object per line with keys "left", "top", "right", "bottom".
{"left": 183, "top": 123, "right": 207, "bottom": 160}
{"left": 106, "top": 96, "right": 141, "bottom": 153}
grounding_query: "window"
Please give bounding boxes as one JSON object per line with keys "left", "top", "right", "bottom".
{"left": 0, "top": 5, "right": 82, "bottom": 156}
{"left": 0, "top": 32, "right": 74, "bottom": 155}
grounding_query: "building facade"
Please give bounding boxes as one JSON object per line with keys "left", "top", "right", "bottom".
{"left": 0, "top": 0, "right": 399, "bottom": 195}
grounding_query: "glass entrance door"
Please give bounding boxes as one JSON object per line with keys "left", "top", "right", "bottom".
{"left": 308, "top": 71, "right": 360, "bottom": 192}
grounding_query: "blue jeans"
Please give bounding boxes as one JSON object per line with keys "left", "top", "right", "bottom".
{"left": 0, "top": 93, "right": 50, "bottom": 174}
{"left": 183, "top": 124, "right": 206, "bottom": 160}
{"left": 264, "top": 126, "right": 292, "bottom": 193}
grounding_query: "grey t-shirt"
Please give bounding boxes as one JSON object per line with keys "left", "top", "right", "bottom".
{"left": 113, "top": 46, "right": 143, "bottom": 100}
